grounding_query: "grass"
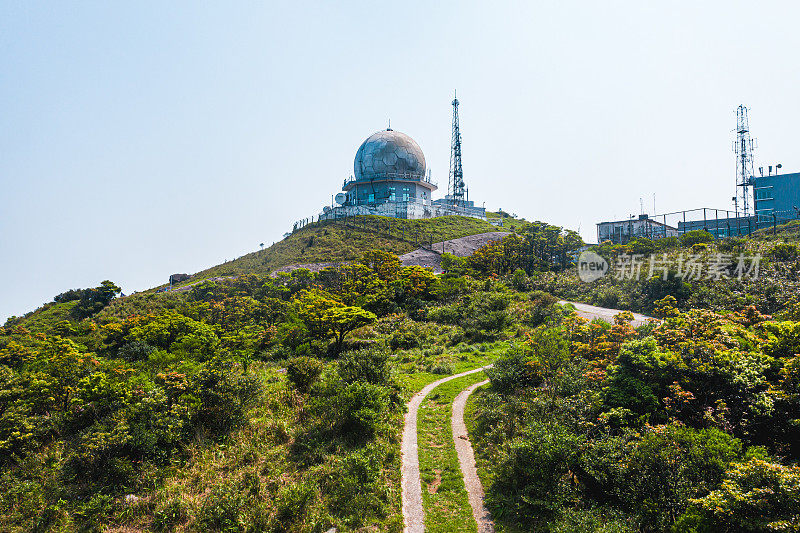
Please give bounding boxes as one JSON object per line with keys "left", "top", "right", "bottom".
{"left": 485, "top": 211, "right": 529, "bottom": 232}
{"left": 418, "top": 372, "right": 489, "bottom": 533}
{"left": 396, "top": 341, "right": 507, "bottom": 398}
{"left": 166, "top": 215, "right": 499, "bottom": 289}
{"left": 9, "top": 300, "right": 77, "bottom": 333}
{"left": 751, "top": 219, "right": 800, "bottom": 242}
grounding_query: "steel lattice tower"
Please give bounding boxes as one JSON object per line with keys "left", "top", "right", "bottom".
{"left": 734, "top": 105, "right": 756, "bottom": 217}
{"left": 448, "top": 91, "right": 466, "bottom": 206}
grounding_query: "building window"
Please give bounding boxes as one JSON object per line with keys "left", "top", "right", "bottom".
{"left": 368, "top": 193, "right": 375, "bottom": 203}
{"left": 403, "top": 187, "right": 410, "bottom": 202}
{"left": 389, "top": 187, "right": 396, "bottom": 201}
{"left": 755, "top": 187, "right": 773, "bottom": 201}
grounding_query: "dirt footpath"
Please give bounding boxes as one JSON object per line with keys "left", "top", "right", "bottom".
{"left": 452, "top": 379, "right": 494, "bottom": 533}
{"left": 401, "top": 366, "right": 493, "bottom": 533}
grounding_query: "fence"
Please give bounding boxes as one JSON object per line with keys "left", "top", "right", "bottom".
{"left": 600, "top": 208, "right": 800, "bottom": 245}
{"left": 290, "top": 212, "right": 446, "bottom": 250}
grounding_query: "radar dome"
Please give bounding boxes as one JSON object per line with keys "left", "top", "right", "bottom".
{"left": 354, "top": 129, "right": 426, "bottom": 182}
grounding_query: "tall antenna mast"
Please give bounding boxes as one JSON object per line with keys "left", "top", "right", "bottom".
{"left": 733, "top": 105, "right": 756, "bottom": 217}
{"left": 448, "top": 90, "right": 465, "bottom": 207}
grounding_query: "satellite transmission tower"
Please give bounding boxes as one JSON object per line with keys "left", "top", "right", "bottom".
{"left": 448, "top": 91, "right": 466, "bottom": 207}
{"left": 733, "top": 105, "right": 756, "bottom": 217}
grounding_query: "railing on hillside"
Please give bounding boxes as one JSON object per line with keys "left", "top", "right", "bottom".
{"left": 599, "top": 207, "right": 800, "bottom": 245}
{"left": 290, "top": 212, "right": 460, "bottom": 251}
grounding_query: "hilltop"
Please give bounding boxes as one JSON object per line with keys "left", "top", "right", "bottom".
{"left": 163, "top": 215, "right": 502, "bottom": 290}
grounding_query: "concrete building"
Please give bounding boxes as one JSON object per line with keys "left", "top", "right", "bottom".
{"left": 317, "top": 128, "right": 485, "bottom": 223}
{"left": 597, "top": 215, "right": 678, "bottom": 245}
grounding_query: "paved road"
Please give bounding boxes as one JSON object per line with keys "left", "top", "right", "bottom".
{"left": 401, "top": 366, "right": 493, "bottom": 533}
{"left": 452, "top": 379, "right": 494, "bottom": 533}
{"left": 560, "top": 301, "right": 653, "bottom": 327}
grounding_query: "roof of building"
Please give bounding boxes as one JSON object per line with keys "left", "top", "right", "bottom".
{"left": 353, "top": 129, "right": 426, "bottom": 182}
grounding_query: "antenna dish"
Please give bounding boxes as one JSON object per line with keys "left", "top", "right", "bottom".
{"left": 334, "top": 193, "right": 346, "bottom": 205}
{"left": 323, "top": 206, "right": 331, "bottom": 213}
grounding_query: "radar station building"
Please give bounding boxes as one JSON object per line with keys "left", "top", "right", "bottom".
{"left": 317, "top": 128, "right": 485, "bottom": 221}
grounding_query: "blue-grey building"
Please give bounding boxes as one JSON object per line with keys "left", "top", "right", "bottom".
{"left": 752, "top": 171, "right": 800, "bottom": 222}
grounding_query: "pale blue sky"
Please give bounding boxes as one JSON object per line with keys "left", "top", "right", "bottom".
{"left": 2, "top": 1, "right": 799, "bottom": 321}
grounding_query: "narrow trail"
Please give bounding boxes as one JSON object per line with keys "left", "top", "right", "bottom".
{"left": 559, "top": 300, "right": 653, "bottom": 326}
{"left": 452, "top": 379, "right": 494, "bottom": 533}
{"left": 401, "top": 365, "right": 493, "bottom": 533}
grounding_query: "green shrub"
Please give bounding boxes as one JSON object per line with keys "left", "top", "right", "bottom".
{"left": 486, "top": 347, "right": 542, "bottom": 394}
{"left": 655, "top": 236, "right": 679, "bottom": 250}
{"left": 337, "top": 348, "right": 393, "bottom": 386}
{"left": 628, "top": 238, "right": 656, "bottom": 255}
{"left": 771, "top": 242, "right": 799, "bottom": 261}
{"left": 487, "top": 421, "right": 583, "bottom": 526}
{"left": 717, "top": 237, "right": 746, "bottom": 253}
{"left": 388, "top": 330, "right": 419, "bottom": 350}
{"left": 286, "top": 356, "right": 323, "bottom": 393}
{"left": 680, "top": 230, "right": 714, "bottom": 247}
{"left": 117, "top": 340, "right": 155, "bottom": 362}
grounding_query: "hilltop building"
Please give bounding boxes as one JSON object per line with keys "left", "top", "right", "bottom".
{"left": 752, "top": 171, "right": 800, "bottom": 222}
{"left": 316, "top": 127, "right": 485, "bottom": 222}
{"left": 597, "top": 215, "right": 678, "bottom": 245}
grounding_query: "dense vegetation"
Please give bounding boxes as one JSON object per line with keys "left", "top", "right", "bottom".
{"left": 533, "top": 223, "right": 800, "bottom": 317}
{"left": 2, "top": 214, "right": 798, "bottom": 532}
{"left": 471, "top": 299, "right": 800, "bottom": 532}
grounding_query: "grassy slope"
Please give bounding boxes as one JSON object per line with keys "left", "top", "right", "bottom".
{"left": 169, "top": 215, "right": 500, "bottom": 288}
{"left": 6, "top": 215, "right": 499, "bottom": 328}
{"left": 751, "top": 219, "right": 800, "bottom": 242}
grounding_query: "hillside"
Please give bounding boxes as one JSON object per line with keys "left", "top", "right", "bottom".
{"left": 3, "top": 218, "right": 799, "bottom": 532}
{"left": 165, "top": 215, "right": 500, "bottom": 290}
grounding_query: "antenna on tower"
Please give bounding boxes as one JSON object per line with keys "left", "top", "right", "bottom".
{"left": 448, "top": 90, "right": 465, "bottom": 207}
{"left": 733, "top": 105, "right": 756, "bottom": 217}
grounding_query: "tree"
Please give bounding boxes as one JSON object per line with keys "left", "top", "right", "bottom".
{"left": 680, "top": 458, "right": 800, "bottom": 532}
{"left": 71, "top": 280, "right": 121, "bottom": 319}
{"left": 325, "top": 306, "right": 376, "bottom": 355}
{"left": 295, "top": 290, "right": 376, "bottom": 354}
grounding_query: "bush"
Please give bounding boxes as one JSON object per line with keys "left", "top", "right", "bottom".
{"left": 286, "top": 356, "right": 323, "bottom": 393}
{"left": 117, "top": 340, "right": 155, "bottom": 362}
{"left": 771, "top": 242, "right": 799, "bottom": 261}
{"left": 679, "top": 458, "right": 800, "bottom": 533}
{"left": 628, "top": 238, "right": 656, "bottom": 256}
{"left": 323, "top": 382, "right": 390, "bottom": 439}
{"left": 717, "top": 237, "right": 746, "bottom": 253}
{"left": 337, "top": 348, "right": 393, "bottom": 386}
{"left": 488, "top": 421, "right": 583, "bottom": 526}
{"left": 620, "top": 425, "right": 741, "bottom": 530}
{"left": 680, "top": 230, "right": 714, "bottom": 247}
{"left": 486, "top": 347, "right": 542, "bottom": 394}
{"left": 655, "top": 236, "right": 679, "bottom": 251}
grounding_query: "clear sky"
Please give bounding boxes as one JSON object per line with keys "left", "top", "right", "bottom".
{"left": 2, "top": 1, "right": 799, "bottom": 321}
